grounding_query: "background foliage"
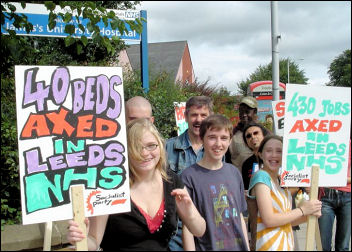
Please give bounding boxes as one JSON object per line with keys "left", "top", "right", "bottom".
{"left": 326, "top": 49, "right": 351, "bottom": 87}
{"left": 236, "top": 58, "right": 309, "bottom": 96}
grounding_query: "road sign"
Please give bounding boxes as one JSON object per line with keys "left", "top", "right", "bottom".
{"left": 2, "top": 2, "right": 149, "bottom": 92}
{"left": 1, "top": 2, "right": 140, "bottom": 41}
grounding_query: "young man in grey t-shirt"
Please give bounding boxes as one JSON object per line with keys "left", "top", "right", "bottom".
{"left": 181, "top": 114, "right": 249, "bottom": 251}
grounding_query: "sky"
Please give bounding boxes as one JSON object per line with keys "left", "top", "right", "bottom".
{"left": 136, "top": 1, "right": 351, "bottom": 94}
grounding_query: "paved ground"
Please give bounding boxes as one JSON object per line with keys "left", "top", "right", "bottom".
{"left": 296, "top": 219, "right": 351, "bottom": 251}
{"left": 295, "top": 222, "right": 312, "bottom": 251}
{"left": 247, "top": 218, "right": 350, "bottom": 251}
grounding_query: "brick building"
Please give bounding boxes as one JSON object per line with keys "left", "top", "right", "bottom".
{"left": 118, "top": 40, "right": 195, "bottom": 85}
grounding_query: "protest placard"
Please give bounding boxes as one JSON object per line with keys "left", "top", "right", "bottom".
{"left": 281, "top": 84, "right": 351, "bottom": 187}
{"left": 272, "top": 100, "right": 285, "bottom": 136}
{"left": 15, "top": 66, "right": 130, "bottom": 225}
{"left": 174, "top": 102, "right": 188, "bottom": 136}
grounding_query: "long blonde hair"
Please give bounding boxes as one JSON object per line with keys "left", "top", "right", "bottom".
{"left": 127, "top": 118, "right": 169, "bottom": 185}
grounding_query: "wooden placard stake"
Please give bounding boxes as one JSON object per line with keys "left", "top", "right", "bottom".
{"left": 305, "top": 165, "right": 321, "bottom": 251}
{"left": 43, "top": 221, "right": 52, "bottom": 251}
{"left": 71, "top": 185, "right": 88, "bottom": 251}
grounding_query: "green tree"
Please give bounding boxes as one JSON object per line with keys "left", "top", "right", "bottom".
{"left": 326, "top": 49, "right": 351, "bottom": 87}
{"left": 236, "top": 58, "right": 308, "bottom": 95}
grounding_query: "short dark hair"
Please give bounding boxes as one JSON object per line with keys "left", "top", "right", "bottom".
{"left": 199, "top": 114, "right": 233, "bottom": 140}
{"left": 185, "top": 96, "right": 213, "bottom": 115}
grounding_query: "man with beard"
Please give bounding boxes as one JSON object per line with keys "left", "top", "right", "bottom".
{"left": 227, "top": 96, "right": 258, "bottom": 172}
{"left": 166, "top": 95, "right": 213, "bottom": 251}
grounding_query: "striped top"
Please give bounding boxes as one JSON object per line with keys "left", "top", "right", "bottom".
{"left": 248, "top": 170, "right": 294, "bottom": 251}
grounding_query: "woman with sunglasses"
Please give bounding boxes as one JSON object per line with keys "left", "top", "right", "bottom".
{"left": 67, "top": 118, "right": 205, "bottom": 250}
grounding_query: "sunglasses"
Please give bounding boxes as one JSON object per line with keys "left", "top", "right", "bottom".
{"left": 245, "top": 131, "right": 260, "bottom": 139}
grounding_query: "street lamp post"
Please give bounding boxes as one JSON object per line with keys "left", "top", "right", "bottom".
{"left": 287, "top": 59, "right": 290, "bottom": 84}
{"left": 287, "top": 58, "right": 304, "bottom": 84}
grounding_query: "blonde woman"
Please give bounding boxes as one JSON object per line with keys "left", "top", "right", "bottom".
{"left": 248, "top": 135, "right": 322, "bottom": 251}
{"left": 67, "top": 118, "right": 205, "bottom": 250}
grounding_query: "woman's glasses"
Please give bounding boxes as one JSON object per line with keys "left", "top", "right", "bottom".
{"left": 142, "top": 144, "right": 158, "bottom": 152}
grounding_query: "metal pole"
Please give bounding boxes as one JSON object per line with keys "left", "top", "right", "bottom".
{"left": 140, "top": 10, "right": 149, "bottom": 93}
{"left": 287, "top": 58, "right": 290, "bottom": 84}
{"left": 287, "top": 58, "right": 304, "bottom": 84}
{"left": 271, "top": 1, "right": 280, "bottom": 101}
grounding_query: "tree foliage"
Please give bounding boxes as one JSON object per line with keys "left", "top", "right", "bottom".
{"left": 1, "top": 75, "right": 21, "bottom": 228}
{"left": 236, "top": 58, "right": 308, "bottom": 95}
{"left": 326, "top": 49, "right": 351, "bottom": 87}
